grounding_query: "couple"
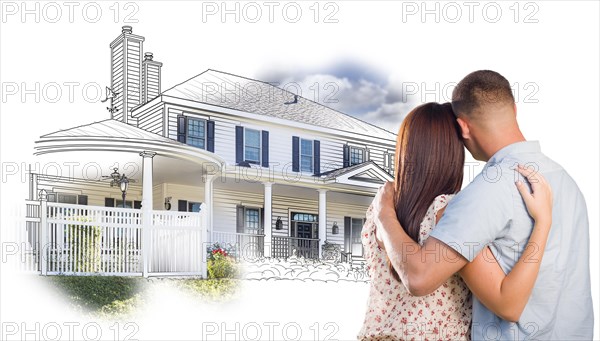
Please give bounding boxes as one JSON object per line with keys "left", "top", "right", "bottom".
{"left": 358, "top": 71, "right": 593, "bottom": 340}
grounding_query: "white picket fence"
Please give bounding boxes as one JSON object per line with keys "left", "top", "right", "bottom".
{"left": 19, "top": 199, "right": 207, "bottom": 277}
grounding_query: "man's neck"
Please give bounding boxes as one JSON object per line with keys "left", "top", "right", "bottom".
{"left": 483, "top": 129, "right": 526, "bottom": 161}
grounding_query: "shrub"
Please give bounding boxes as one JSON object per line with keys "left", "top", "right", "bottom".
{"left": 207, "top": 251, "right": 238, "bottom": 279}
{"left": 67, "top": 216, "right": 102, "bottom": 273}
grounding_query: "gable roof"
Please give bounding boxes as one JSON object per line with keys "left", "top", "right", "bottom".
{"left": 161, "top": 69, "right": 396, "bottom": 141}
{"left": 320, "top": 161, "right": 393, "bottom": 188}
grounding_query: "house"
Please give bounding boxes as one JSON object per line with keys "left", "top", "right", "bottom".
{"left": 25, "top": 26, "right": 396, "bottom": 277}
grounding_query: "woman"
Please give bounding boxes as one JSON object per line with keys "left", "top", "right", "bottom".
{"left": 358, "top": 102, "right": 553, "bottom": 340}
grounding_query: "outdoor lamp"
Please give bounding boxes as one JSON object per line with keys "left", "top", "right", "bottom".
{"left": 332, "top": 221, "right": 339, "bottom": 235}
{"left": 275, "top": 216, "right": 283, "bottom": 230}
{"left": 119, "top": 175, "right": 129, "bottom": 208}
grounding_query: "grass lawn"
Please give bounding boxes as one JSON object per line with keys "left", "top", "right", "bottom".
{"left": 47, "top": 276, "right": 241, "bottom": 319}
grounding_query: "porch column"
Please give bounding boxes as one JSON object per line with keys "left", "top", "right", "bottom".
{"left": 140, "top": 151, "right": 156, "bottom": 278}
{"left": 203, "top": 175, "right": 215, "bottom": 238}
{"left": 317, "top": 189, "right": 328, "bottom": 258}
{"left": 263, "top": 182, "right": 273, "bottom": 257}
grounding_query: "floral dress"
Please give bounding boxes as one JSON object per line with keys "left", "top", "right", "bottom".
{"left": 358, "top": 194, "right": 472, "bottom": 341}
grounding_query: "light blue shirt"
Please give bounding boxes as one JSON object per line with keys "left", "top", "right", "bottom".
{"left": 429, "top": 141, "right": 594, "bottom": 340}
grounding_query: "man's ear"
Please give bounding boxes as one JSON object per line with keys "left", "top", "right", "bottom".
{"left": 513, "top": 102, "right": 518, "bottom": 117}
{"left": 456, "top": 117, "right": 470, "bottom": 140}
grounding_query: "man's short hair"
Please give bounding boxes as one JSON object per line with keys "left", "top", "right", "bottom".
{"left": 451, "top": 70, "right": 515, "bottom": 118}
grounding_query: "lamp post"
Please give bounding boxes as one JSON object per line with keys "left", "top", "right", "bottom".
{"left": 119, "top": 174, "right": 129, "bottom": 208}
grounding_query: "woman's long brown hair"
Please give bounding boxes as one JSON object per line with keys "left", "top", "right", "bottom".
{"left": 389, "top": 102, "right": 465, "bottom": 282}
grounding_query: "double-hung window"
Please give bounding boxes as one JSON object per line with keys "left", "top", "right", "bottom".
{"left": 350, "top": 146, "right": 366, "bottom": 165}
{"left": 187, "top": 118, "right": 206, "bottom": 149}
{"left": 300, "top": 139, "right": 314, "bottom": 173}
{"left": 244, "top": 207, "right": 261, "bottom": 234}
{"left": 244, "top": 128, "right": 261, "bottom": 164}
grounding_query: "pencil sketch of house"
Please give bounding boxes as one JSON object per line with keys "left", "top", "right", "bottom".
{"left": 23, "top": 26, "right": 396, "bottom": 278}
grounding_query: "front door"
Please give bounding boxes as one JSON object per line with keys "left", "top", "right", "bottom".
{"left": 296, "top": 222, "right": 312, "bottom": 239}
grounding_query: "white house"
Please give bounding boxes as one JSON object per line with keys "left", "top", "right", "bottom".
{"left": 25, "top": 26, "right": 396, "bottom": 277}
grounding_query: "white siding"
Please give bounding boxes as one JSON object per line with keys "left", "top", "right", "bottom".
{"left": 163, "top": 103, "right": 395, "bottom": 174}
{"left": 36, "top": 175, "right": 142, "bottom": 207}
{"left": 137, "top": 102, "right": 164, "bottom": 134}
{"left": 212, "top": 188, "right": 368, "bottom": 251}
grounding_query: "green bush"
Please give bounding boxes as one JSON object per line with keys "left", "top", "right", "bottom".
{"left": 67, "top": 217, "right": 102, "bottom": 273}
{"left": 48, "top": 276, "right": 144, "bottom": 318}
{"left": 207, "top": 252, "right": 238, "bottom": 279}
{"left": 179, "top": 278, "right": 240, "bottom": 301}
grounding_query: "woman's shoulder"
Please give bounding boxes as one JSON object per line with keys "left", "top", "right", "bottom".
{"left": 431, "top": 193, "right": 456, "bottom": 213}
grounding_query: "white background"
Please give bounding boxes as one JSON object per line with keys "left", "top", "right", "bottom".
{"left": 1, "top": 1, "right": 598, "bottom": 340}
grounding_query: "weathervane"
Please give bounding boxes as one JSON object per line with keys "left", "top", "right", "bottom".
{"left": 101, "top": 86, "right": 119, "bottom": 114}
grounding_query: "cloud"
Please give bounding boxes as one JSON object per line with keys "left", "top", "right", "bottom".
{"left": 257, "top": 61, "right": 414, "bottom": 134}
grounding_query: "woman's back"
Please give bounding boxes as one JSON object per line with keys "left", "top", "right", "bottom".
{"left": 358, "top": 194, "right": 472, "bottom": 341}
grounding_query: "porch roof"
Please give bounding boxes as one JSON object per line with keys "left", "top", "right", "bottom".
{"left": 320, "top": 161, "right": 393, "bottom": 188}
{"left": 34, "top": 119, "right": 226, "bottom": 167}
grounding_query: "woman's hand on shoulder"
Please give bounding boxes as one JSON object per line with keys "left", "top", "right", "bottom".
{"left": 515, "top": 164, "right": 553, "bottom": 227}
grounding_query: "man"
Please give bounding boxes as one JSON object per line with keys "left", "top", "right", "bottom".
{"left": 373, "top": 70, "right": 593, "bottom": 340}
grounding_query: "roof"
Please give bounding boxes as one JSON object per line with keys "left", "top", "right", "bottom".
{"left": 320, "top": 160, "right": 393, "bottom": 187}
{"left": 40, "top": 119, "right": 179, "bottom": 144}
{"left": 162, "top": 69, "right": 396, "bottom": 141}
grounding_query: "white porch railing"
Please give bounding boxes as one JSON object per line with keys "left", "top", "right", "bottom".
{"left": 22, "top": 200, "right": 207, "bottom": 277}
{"left": 210, "top": 231, "right": 264, "bottom": 261}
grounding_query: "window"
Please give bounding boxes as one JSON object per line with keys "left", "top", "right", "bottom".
{"left": 291, "top": 212, "right": 318, "bottom": 222}
{"left": 188, "top": 202, "right": 202, "bottom": 213}
{"left": 350, "top": 146, "right": 365, "bottom": 165}
{"left": 244, "top": 128, "right": 261, "bottom": 164}
{"left": 106, "top": 197, "right": 141, "bottom": 209}
{"left": 115, "top": 200, "right": 133, "bottom": 208}
{"left": 300, "top": 139, "right": 313, "bottom": 173}
{"left": 187, "top": 118, "right": 206, "bottom": 149}
{"left": 384, "top": 152, "right": 395, "bottom": 174}
{"left": 244, "top": 208, "right": 261, "bottom": 234}
{"left": 57, "top": 194, "right": 77, "bottom": 204}
{"left": 48, "top": 193, "right": 87, "bottom": 205}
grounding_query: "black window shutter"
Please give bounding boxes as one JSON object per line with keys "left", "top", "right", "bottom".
{"left": 292, "top": 136, "right": 300, "bottom": 172}
{"left": 344, "top": 216, "right": 351, "bottom": 252}
{"left": 235, "top": 126, "right": 244, "bottom": 164}
{"left": 78, "top": 195, "right": 88, "bottom": 205}
{"left": 177, "top": 115, "right": 187, "bottom": 143}
{"left": 134, "top": 200, "right": 142, "bottom": 209}
{"left": 261, "top": 130, "right": 269, "bottom": 168}
{"left": 313, "top": 140, "right": 320, "bottom": 176}
{"left": 260, "top": 207, "right": 265, "bottom": 233}
{"left": 104, "top": 197, "right": 115, "bottom": 207}
{"left": 206, "top": 120, "right": 215, "bottom": 152}
{"left": 178, "top": 199, "right": 188, "bottom": 212}
{"left": 236, "top": 205, "right": 245, "bottom": 233}
{"left": 343, "top": 144, "right": 350, "bottom": 168}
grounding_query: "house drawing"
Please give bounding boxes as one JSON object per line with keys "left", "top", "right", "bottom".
{"left": 24, "top": 26, "right": 396, "bottom": 277}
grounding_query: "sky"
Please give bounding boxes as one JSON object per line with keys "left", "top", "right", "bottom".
{"left": 1, "top": 1, "right": 599, "bottom": 339}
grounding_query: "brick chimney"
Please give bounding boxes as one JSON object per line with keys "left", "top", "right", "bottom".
{"left": 109, "top": 26, "right": 145, "bottom": 125}
{"left": 142, "top": 52, "right": 163, "bottom": 103}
